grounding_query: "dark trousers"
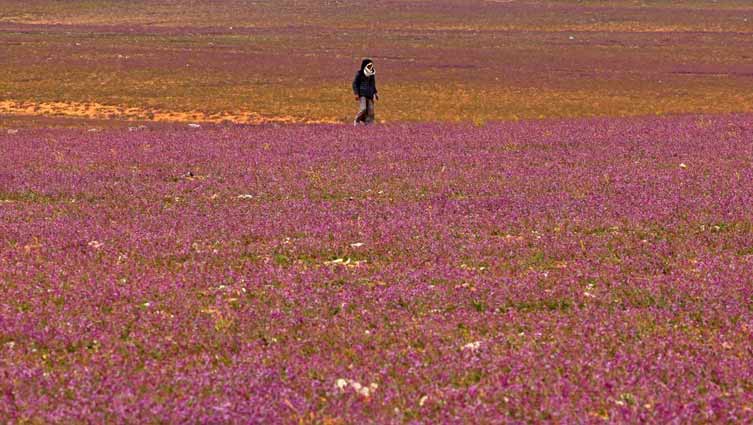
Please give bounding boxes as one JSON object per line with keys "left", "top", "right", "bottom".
{"left": 355, "top": 96, "right": 375, "bottom": 124}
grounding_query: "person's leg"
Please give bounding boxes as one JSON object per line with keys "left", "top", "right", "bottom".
{"left": 354, "top": 96, "right": 368, "bottom": 124}
{"left": 366, "top": 98, "right": 375, "bottom": 124}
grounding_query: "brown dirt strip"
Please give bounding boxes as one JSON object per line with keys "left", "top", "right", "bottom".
{"left": 0, "top": 100, "right": 340, "bottom": 125}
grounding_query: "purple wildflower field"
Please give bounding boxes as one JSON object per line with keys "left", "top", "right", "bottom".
{"left": 2, "top": 114, "right": 753, "bottom": 423}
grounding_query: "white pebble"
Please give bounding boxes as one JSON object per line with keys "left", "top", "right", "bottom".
{"left": 461, "top": 340, "right": 482, "bottom": 351}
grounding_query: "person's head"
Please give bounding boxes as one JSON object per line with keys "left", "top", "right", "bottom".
{"left": 361, "top": 59, "right": 375, "bottom": 77}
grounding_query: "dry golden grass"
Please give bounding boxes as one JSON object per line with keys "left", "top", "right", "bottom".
{"left": 2, "top": 0, "right": 753, "bottom": 127}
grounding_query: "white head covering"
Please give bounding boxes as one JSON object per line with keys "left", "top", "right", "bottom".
{"left": 363, "top": 62, "right": 375, "bottom": 77}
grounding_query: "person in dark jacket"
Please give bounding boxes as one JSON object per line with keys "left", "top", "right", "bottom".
{"left": 352, "top": 59, "right": 378, "bottom": 125}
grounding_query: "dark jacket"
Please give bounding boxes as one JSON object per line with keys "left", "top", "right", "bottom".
{"left": 352, "top": 60, "right": 378, "bottom": 99}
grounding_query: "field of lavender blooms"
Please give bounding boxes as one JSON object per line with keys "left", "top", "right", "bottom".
{"left": 3, "top": 1, "right": 753, "bottom": 422}
{"left": 2, "top": 114, "right": 753, "bottom": 422}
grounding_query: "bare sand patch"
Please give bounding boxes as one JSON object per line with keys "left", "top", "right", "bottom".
{"left": 0, "top": 100, "right": 339, "bottom": 125}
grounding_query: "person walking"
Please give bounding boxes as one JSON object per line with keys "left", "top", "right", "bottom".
{"left": 353, "top": 59, "right": 378, "bottom": 125}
